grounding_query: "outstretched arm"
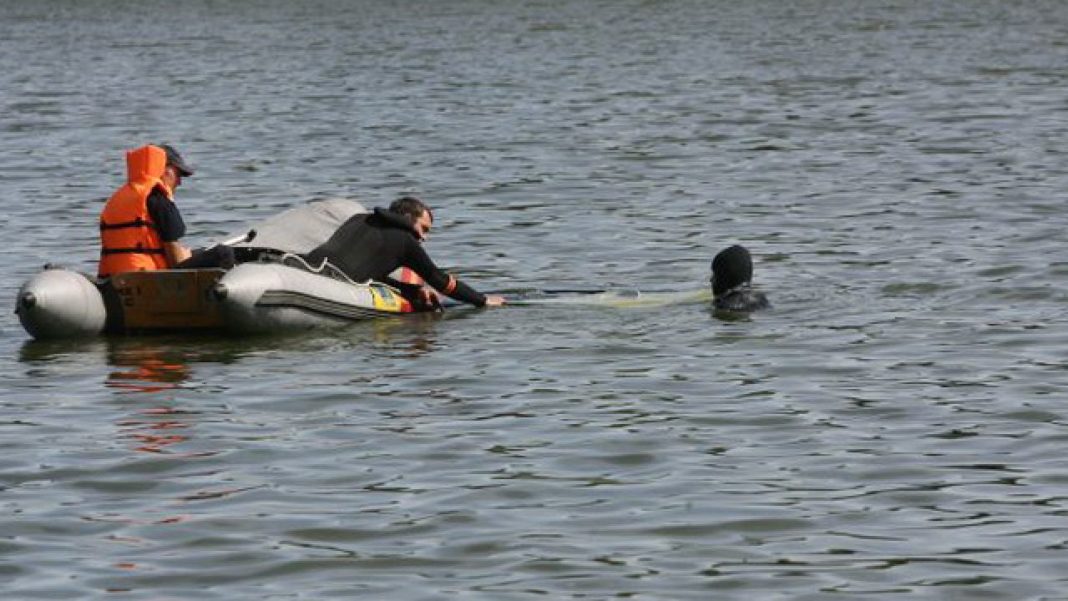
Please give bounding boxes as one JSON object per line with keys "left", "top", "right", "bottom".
{"left": 402, "top": 241, "right": 503, "bottom": 307}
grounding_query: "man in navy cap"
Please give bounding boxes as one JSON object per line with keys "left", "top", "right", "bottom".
{"left": 98, "top": 143, "right": 231, "bottom": 278}
{"left": 153, "top": 144, "right": 196, "bottom": 267}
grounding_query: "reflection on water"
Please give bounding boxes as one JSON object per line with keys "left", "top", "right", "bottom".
{"left": 119, "top": 407, "right": 194, "bottom": 455}
{"left": 106, "top": 344, "right": 195, "bottom": 455}
{"left": 106, "top": 345, "right": 190, "bottom": 394}
{"left": 91, "top": 323, "right": 446, "bottom": 454}
{"left": 17, "top": 338, "right": 109, "bottom": 364}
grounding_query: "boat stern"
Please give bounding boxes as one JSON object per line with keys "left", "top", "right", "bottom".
{"left": 16, "top": 267, "right": 107, "bottom": 340}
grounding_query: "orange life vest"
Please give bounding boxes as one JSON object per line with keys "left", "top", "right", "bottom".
{"left": 98, "top": 145, "right": 175, "bottom": 278}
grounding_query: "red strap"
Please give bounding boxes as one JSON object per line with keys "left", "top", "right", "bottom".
{"left": 397, "top": 267, "right": 424, "bottom": 285}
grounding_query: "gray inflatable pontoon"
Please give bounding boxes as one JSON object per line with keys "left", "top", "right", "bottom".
{"left": 17, "top": 199, "right": 425, "bottom": 340}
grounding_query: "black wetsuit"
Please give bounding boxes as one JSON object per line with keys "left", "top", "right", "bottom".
{"left": 302, "top": 208, "right": 487, "bottom": 307}
{"left": 713, "top": 284, "right": 770, "bottom": 312}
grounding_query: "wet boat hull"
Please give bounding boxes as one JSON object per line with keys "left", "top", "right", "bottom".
{"left": 214, "top": 262, "right": 413, "bottom": 334}
{"left": 16, "top": 264, "right": 416, "bottom": 340}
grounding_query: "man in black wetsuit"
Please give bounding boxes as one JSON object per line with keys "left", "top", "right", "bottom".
{"left": 302, "top": 196, "right": 505, "bottom": 309}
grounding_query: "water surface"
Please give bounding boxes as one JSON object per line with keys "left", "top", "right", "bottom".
{"left": 3, "top": 1, "right": 1068, "bottom": 599}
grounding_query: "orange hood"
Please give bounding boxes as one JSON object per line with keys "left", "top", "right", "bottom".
{"left": 125, "top": 145, "right": 173, "bottom": 200}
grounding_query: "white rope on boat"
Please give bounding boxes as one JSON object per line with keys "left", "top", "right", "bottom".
{"left": 277, "top": 253, "right": 372, "bottom": 287}
{"left": 273, "top": 253, "right": 408, "bottom": 298}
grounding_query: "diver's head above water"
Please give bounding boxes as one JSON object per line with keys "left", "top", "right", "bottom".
{"left": 710, "top": 245, "right": 753, "bottom": 296}
{"left": 710, "top": 245, "right": 769, "bottom": 312}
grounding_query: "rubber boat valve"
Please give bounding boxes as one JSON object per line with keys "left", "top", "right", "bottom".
{"left": 18, "top": 292, "right": 37, "bottom": 312}
{"left": 211, "top": 283, "right": 229, "bottom": 301}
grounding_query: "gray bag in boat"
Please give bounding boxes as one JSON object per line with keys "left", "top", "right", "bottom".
{"left": 224, "top": 198, "right": 369, "bottom": 255}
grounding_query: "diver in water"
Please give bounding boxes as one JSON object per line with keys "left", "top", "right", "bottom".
{"left": 710, "top": 245, "right": 769, "bottom": 312}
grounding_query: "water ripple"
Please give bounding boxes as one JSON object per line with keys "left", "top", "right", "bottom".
{"left": 4, "top": 0, "right": 1068, "bottom": 599}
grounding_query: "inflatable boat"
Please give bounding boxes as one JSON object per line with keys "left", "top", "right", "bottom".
{"left": 16, "top": 199, "right": 430, "bottom": 340}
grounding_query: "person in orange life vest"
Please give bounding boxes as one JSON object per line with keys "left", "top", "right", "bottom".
{"left": 98, "top": 144, "right": 232, "bottom": 278}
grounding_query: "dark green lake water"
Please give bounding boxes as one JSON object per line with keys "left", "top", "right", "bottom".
{"left": 3, "top": 1, "right": 1068, "bottom": 598}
